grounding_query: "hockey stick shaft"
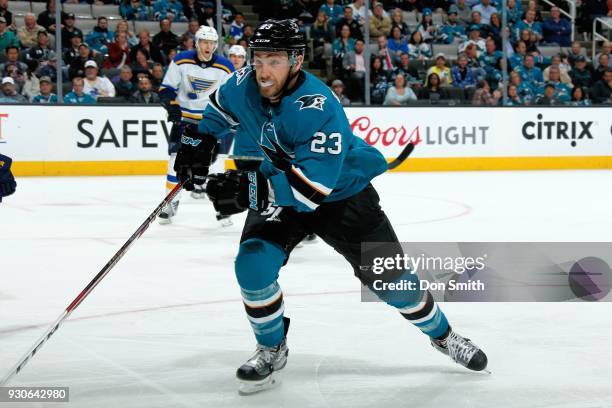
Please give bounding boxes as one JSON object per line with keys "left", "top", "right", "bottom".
{"left": 222, "top": 142, "right": 415, "bottom": 170}
{"left": 0, "top": 182, "right": 183, "bottom": 386}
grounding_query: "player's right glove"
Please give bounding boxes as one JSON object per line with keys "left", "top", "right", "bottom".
{"left": 166, "top": 103, "right": 182, "bottom": 123}
{"left": 173, "top": 124, "right": 217, "bottom": 191}
{"left": 206, "top": 170, "right": 270, "bottom": 216}
{"left": 0, "top": 154, "right": 17, "bottom": 202}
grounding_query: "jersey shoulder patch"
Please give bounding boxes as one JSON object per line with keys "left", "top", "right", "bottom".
{"left": 211, "top": 55, "right": 234, "bottom": 74}
{"left": 295, "top": 94, "right": 327, "bottom": 111}
{"left": 173, "top": 50, "right": 197, "bottom": 65}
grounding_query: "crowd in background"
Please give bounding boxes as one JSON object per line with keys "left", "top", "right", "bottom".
{"left": 0, "top": 0, "right": 609, "bottom": 105}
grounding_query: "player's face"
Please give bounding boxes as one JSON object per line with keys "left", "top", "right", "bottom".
{"left": 230, "top": 54, "right": 245, "bottom": 70}
{"left": 253, "top": 51, "right": 294, "bottom": 100}
{"left": 197, "top": 39, "right": 216, "bottom": 61}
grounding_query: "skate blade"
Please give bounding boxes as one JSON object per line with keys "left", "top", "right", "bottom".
{"left": 190, "top": 192, "right": 207, "bottom": 199}
{"left": 158, "top": 216, "right": 172, "bottom": 225}
{"left": 238, "top": 373, "right": 279, "bottom": 395}
{"left": 219, "top": 218, "right": 233, "bottom": 227}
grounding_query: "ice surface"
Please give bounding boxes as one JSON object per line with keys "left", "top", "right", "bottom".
{"left": 1, "top": 171, "right": 611, "bottom": 408}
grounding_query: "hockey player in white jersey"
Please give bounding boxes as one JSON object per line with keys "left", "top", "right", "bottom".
{"left": 158, "top": 25, "right": 234, "bottom": 223}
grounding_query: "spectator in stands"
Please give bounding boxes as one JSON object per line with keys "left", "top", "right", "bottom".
{"left": 543, "top": 55, "right": 572, "bottom": 85}
{"left": 536, "top": 83, "right": 560, "bottom": 105}
{"left": 569, "top": 55, "right": 593, "bottom": 89}
{"left": 370, "top": 55, "right": 391, "bottom": 104}
{"left": 479, "top": 38, "right": 502, "bottom": 87}
{"left": 505, "top": 84, "right": 523, "bottom": 105}
{"left": 488, "top": 12, "right": 502, "bottom": 49}
{"left": 342, "top": 39, "right": 367, "bottom": 100}
{"left": 451, "top": 54, "right": 477, "bottom": 89}
{"left": 393, "top": 52, "right": 420, "bottom": 86}
{"left": 1, "top": 46, "right": 26, "bottom": 75}
{"left": 113, "top": 65, "right": 135, "bottom": 98}
{"left": 455, "top": 0, "right": 473, "bottom": 26}
{"left": 509, "top": 40, "right": 527, "bottom": 70}
{"left": 337, "top": 6, "right": 363, "bottom": 39}
{"left": 120, "top": 0, "right": 149, "bottom": 21}
{"left": 150, "top": 63, "right": 164, "bottom": 90}
{"left": 350, "top": 0, "right": 366, "bottom": 23}
{"left": 408, "top": 31, "right": 432, "bottom": 60}
{"left": 131, "top": 48, "right": 153, "bottom": 77}
{"left": 510, "top": 70, "right": 533, "bottom": 103}
{"left": 546, "top": 66, "right": 572, "bottom": 102}
{"left": 331, "top": 79, "right": 351, "bottom": 106}
{"left": 332, "top": 24, "right": 354, "bottom": 74}
{"left": 384, "top": 73, "right": 417, "bottom": 105}
{"left": 65, "top": 77, "right": 96, "bottom": 104}
{"left": 178, "top": 33, "right": 193, "bottom": 51}
{"left": 21, "top": 61, "right": 40, "bottom": 99}
{"left": 86, "top": 17, "right": 114, "bottom": 55}
{"left": 518, "top": 29, "right": 538, "bottom": 54}
{"left": 25, "top": 31, "right": 55, "bottom": 68}
{"left": 0, "top": 0, "right": 12, "bottom": 27}
{"left": 472, "top": 79, "right": 500, "bottom": 105}
{"left": 376, "top": 35, "right": 395, "bottom": 71}
{"left": 469, "top": 11, "right": 489, "bottom": 38}
{"left": 516, "top": 54, "right": 543, "bottom": 92}
{"left": 320, "top": 0, "right": 343, "bottom": 26}
{"left": 505, "top": 0, "right": 522, "bottom": 26}
{"left": 389, "top": 8, "right": 409, "bottom": 37}
{"left": 369, "top": 2, "right": 391, "bottom": 38}
{"left": 18, "top": 14, "right": 47, "bottom": 49}
{"left": 1, "top": 63, "right": 23, "bottom": 93}
{"left": 116, "top": 20, "right": 138, "bottom": 47}
{"left": 459, "top": 25, "right": 485, "bottom": 55}
{"left": 0, "top": 77, "right": 27, "bottom": 103}
{"left": 104, "top": 31, "right": 132, "bottom": 69}
{"left": 524, "top": 0, "right": 543, "bottom": 22}
{"left": 440, "top": 6, "right": 466, "bottom": 44}
{"left": 60, "top": 14, "right": 83, "bottom": 49}
{"left": 37, "top": 0, "right": 66, "bottom": 35}
{"left": 420, "top": 73, "right": 448, "bottom": 102}
{"left": 388, "top": 26, "right": 408, "bottom": 61}
{"left": 184, "top": 19, "right": 199, "bottom": 41}
{"left": 0, "top": 17, "right": 18, "bottom": 51}
{"left": 228, "top": 45, "right": 246, "bottom": 70}
{"left": 129, "top": 75, "right": 159, "bottom": 103}
{"left": 312, "top": 11, "right": 334, "bottom": 69}
{"left": 542, "top": 6, "right": 571, "bottom": 47}
{"left": 426, "top": 53, "right": 452, "bottom": 86}
{"left": 83, "top": 60, "right": 115, "bottom": 99}
{"left": 242, "top": 24, "right": 254, "bottom": 43}
{"left": 153, "top": 19, "right": 179, "bottom": 59}
{"left": 64, "top": 33, "right": 82, "bottom": 66}
{"left": 182, "top": 1, "right": 204, "bottom": 25}
{"left": 593, "top": 54, "right": 610, "bottom": 83}
{"left": 464, "top": 43, "right": 485, "bottom": 81}
{"left": 594, "top": 41, "right": 611, "bottom": 69}
{"left": 514, "top": 10, "right": 543, "bottom": 43}
{"left": 68, "top": 43, "right": 98, "bottom": 80}
{"left": 230, "top": 12, "right": 245, "bottom": 41}
{"left": 416, "top": 8, "right": 438, "bottom": 43}
{"left": 131, "top": 30, "right": 164, "bottom": 64}
{"left": 568, "top": 86, "right": 591, "bottom": 106}
{"left": 567, "top": 41, "right": 586, "bottom": 67}
{"left": 31, "top": 76, "right": 57, "bottom": 103}
{"left": 153, "top": 0, "right": 184, "bottom": 22}
{"left": 472, "top": 0, "right": 497, "bottom": 25}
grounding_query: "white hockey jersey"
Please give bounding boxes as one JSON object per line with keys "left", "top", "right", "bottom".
{"left": 159, "top": 50, "right": 234, "bottom": 122}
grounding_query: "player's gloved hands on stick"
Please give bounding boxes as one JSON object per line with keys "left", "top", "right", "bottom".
{"left": 166, "top": 104, "right": 182, "bottom": 123}
{"left": 0, "top": 153, "right": 17, "bottom": 202}
{"left": 206, "top": 170, "right": 270, "bottom": 216}
{"left": 174, "top": 124, "right": 218, "bottom": 191}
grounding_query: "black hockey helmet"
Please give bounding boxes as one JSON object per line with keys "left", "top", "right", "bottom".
{"left": 248, "top": 19, "right": 306, "bottom": 59}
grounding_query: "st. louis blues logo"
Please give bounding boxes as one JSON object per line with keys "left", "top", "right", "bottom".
{"left": 188, "top": 75, "right": 216, "bottom": 94}
{"left": 295, "top": 94, "right": 327, "bottom": 111}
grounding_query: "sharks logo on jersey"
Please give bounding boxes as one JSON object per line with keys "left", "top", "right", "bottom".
{"left": 259, "top": 121, "right": 294, "bottom": 159}
{"left": 295, "top": 94, "right": 327, "bottom": 111}
{"left": 188, "top": 76, "right": 217, "bottom": 93}
{"left": 234, "top": 66, "right": 252, "bottom": 86}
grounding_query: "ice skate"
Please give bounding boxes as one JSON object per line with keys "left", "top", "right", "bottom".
{"left": 190, "top": 184, "right": 207, "bottom": 199}
{"left": 431, "top": 328, "right": 488, "bottom": 372}
{"left": 217, "top": 213, "right": 233, "bottom": 227}
{"left": 236, "top": 337, "right": 289, "bottom": 394}
{"left": 158, "top": 200, "right": 179, "bottom": 224}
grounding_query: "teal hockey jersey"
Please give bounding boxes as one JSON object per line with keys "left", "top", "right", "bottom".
{"left": 199, "top": 66, "right": 388, "bottom": 212}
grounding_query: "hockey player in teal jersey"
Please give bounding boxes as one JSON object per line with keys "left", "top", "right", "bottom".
{"left": 174, "top": 20, "right": 488, "bottom": 393}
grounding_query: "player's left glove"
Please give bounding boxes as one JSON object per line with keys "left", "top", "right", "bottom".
{"left": 206, "top": 170, "right": 270, "bottom": 216}
{"left": 0, "top": 154, "right": 17, "bottom": 202}
{"left": 173, "top": 124, "right": 217, "bottom": 191}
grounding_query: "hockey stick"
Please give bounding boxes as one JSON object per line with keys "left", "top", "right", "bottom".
{"left": 0, "top": 182, "right": 184, "bottom": 386}
{"left": 223, "top": 141, "right": 416, "bottom": 171}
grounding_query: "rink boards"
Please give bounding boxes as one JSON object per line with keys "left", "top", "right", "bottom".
{"left": 1, "top": 105, "right": 611, "bottom": 176}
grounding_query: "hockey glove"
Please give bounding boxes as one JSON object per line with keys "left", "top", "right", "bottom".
{"left": 174, "top": 124, "right": 217, "bottom": 191}
{"left": 166, "top": 103, "right": 182, "bottom": 123}
{"left": 0, "top": 154, "right": 17, "bottom": 202}
{"left": 206, "top": 170, "right": 270, "bottom": 216}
